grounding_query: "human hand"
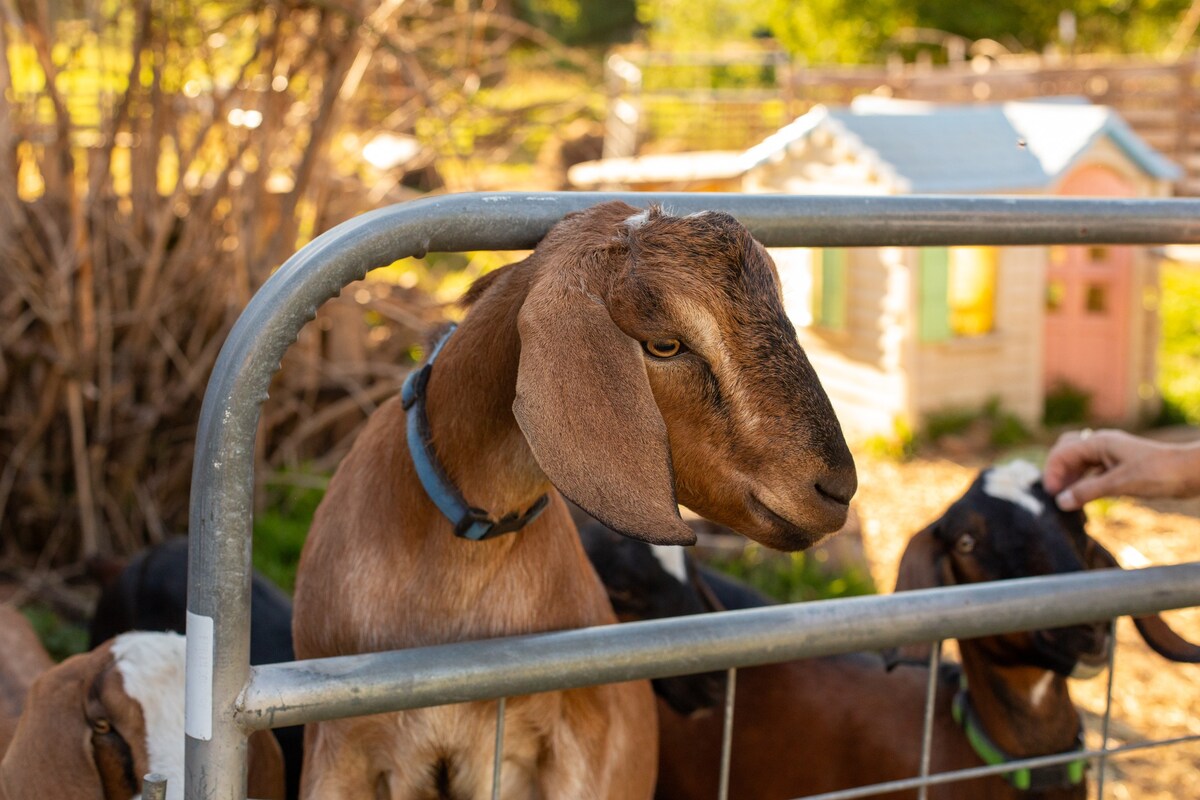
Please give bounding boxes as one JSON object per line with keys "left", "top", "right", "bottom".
{"left": 1043, "top": 428, "right": 1200, "bottom": 511}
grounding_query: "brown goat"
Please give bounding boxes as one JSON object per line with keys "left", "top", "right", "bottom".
{"left": 291, "top": 201, "right": 856, "bottom": 798}
{"left": 0, "top": 631, "right": 285, "bottom": 800}
{"left": 649, "top": 462, "right": 1199, "bottom": 800}
{"left": 0, "top": 606, "right": 52, "bottom": 762}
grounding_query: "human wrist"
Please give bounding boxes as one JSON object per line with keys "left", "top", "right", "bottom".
{"left": 1168, "top": 442, "right": 1200, "bottom": 498}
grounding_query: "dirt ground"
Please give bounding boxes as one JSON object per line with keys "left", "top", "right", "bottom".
{"left": 851, "top": 450, "right": 1200, "bottom": 800}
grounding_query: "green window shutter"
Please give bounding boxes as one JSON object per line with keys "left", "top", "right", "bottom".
{"left": 919, "top": 248, "right": 951, "bottom": 342}
{"left": 817, "top": 248, "right": 847, "bottom": 330}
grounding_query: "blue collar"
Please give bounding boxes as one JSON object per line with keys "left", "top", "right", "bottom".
{"left": 400, "top": 324, "right": 549, "bottom": 541}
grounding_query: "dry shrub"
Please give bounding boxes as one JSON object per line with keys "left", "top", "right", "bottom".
{"left": 0, "top": 0, "right": 595, "bottom": 568}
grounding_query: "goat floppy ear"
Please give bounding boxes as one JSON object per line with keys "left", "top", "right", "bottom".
{"left": 1084, "top": 537, "right": 1200, "bottom": 663}
{"left": 514, "top": 260, "right": 695, "bottom": 547}
{"left": 884, "top": 524, "right": 948, "bottom": 669}
{"left": 893, "top": 523, "right": 948, "bottom": 593}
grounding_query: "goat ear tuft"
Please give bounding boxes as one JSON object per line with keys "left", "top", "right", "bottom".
{"left": 514, "top": 258, "right": 695, "bottom": 547}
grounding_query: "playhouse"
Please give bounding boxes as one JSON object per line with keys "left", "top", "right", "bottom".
{"left": 569, "top": 97, "right": 1180, "bottom": 439}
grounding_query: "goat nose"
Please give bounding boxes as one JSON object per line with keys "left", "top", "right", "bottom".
{"left": 815, "top": 463, "right": 857, "bottom": 507}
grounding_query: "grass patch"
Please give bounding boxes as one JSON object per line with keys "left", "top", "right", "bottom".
{"left": 253, "top": 473, "right": 328, "bottom": 595}
{"left": 21, "top": 603, "right": 89, "bottom": 662}
{"left": 703, "top": 544, "right": 875, "bottom": 603}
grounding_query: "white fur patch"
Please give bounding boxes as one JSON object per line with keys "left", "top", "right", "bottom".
{"left": 624, "top": 209, "right": 651, "bottom": 228}
{"left": 982, "top": 459, "right": 1044, "bottom": 517}
{"left": 1029, "top": 670, "right": 1054, "bottom": 708}
{"left": 650, "top": 545, "right": 689, "bottom": 584}
{"left": 112, "top": 632, "right": 187, "bottom": 800}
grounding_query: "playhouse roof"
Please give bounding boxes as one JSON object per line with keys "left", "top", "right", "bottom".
{"left": 568, "top": 96, "right": 1180, "bottom": 192}
{"left": 744, "top": 96, "right": 1181, "bottom": 192}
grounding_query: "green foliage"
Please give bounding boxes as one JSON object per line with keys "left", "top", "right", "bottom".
{"left": 639, "top": 0, "right": 1191, "bottom": 64}
{"left": 637, "top": 0, "right": 774, "bottom": 47}
{"left": 982, "top": 397, "right": 1032, "bottom": 448}
{"left": 1043, "top": 381, "right": 1092, "bottom": 427}
{"left": 988, "top": 411, "right": 1032, "bottom": 449}
{"left": 862, "top": 416, "right": 916, "bottom": 462}
{"left": 704, "top": 544, "right": 875, "bottom": 603}
{"left": 767, "top": 0, "right": 910, "bottom": 64}
{"left": 1157, "top": 262, "right": 1200, "bottom": 426}
{"left": 518, "top": 0, "right": 639, "bottom": 45}
{"left": 923, "top": 407, "right": 978, "bottom": 441}
{"left": 253, "top": 474, "right": 328, "bottom": 595}
{"left": 22, "top": 604, "right": 89, "bottom": 662}
{"left": 922, "top": 397, "right": 1032, "bottom": 450}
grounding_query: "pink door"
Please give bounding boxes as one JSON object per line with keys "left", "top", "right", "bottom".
{"left": 1043, "top": 166, "right": 1136, "bottom": 422}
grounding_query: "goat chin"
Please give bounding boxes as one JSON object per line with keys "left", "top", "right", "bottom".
{"left": 1070, "top": 659, "right": 1108, "bottom": 680}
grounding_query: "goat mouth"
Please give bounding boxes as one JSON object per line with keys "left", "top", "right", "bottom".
{"left": 746, "top": 494, "right": 824, "bottom": 550}
{"left": 1071, "top": 643, "right": 1112, "bottom": 679}
{"left": 1033, "top": 630, "right": 1111, "bottom": 678}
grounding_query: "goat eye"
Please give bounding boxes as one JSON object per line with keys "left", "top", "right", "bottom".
{"left": 92, "top": 718, "right": 112, "bottom": 734}
{"left": 956, "top": 534, "right": 976, "bottom": 554}
{"left": 643, "top": 338, "right": 685, "bottom": 359}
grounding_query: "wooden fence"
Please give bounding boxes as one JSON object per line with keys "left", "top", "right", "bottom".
{"left": 607, "top": 51, "right": 1200, "bottom": 195}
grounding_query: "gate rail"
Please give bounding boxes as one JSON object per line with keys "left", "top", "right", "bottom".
{"left": 186, "top": 192, "right": 1200, "bottom": 799}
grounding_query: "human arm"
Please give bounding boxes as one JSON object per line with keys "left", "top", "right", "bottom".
{"left": 1043, "top": 429, "right": 1200, "bottom": 511}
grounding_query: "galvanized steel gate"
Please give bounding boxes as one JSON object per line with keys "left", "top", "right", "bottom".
{"left": 185, "top": 192, "right": 1200, "bottom": 800}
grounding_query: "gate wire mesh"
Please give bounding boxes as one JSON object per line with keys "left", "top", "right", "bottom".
{"left": 470, "top": 620, "right": 1198, "bottom": 800}
{"left": 185, "top": 192, "right": 1200, "bottom": 800}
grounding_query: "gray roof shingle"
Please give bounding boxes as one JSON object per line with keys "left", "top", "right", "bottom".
{"left": 744, "top": 97, "right": 1180, "bottom": 192}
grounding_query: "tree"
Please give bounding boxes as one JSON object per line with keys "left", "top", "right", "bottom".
{"left": 638, "top": 0, "right": 1194, "bottom": 63}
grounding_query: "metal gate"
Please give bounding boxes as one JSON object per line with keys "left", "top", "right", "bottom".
{"left": 185, "top": 192, "right": 1200, "bottom": 800}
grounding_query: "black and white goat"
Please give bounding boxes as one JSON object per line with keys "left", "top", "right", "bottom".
{"left": 581, "top": 461, "right": 1200, "bottom": 800}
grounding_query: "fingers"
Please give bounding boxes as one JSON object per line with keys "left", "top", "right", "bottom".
{"left": 1054, "top": 466, "right": 1127, "bottom": 511}
{"left": 1043, "top": 429, "right": 1108, "bottom": 496}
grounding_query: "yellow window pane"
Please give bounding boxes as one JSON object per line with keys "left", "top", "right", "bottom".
{"left": 948, "top": 246, "right": 996, "bottom": 337}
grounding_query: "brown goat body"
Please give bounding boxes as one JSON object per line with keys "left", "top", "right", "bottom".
{"left": 292, "top": 201, "right": 855, "bottom": 799}
{"left": 656, "top": 655, "right": 1015, "bottom": 800}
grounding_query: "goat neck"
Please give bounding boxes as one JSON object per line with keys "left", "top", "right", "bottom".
{"left": 422, "top": 269, "right": 548, "bottom": 522}
{"left": 957, "top": 644, "right": 1086, "bottom": 797}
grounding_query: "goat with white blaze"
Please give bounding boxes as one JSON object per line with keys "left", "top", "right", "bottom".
{"left": 0, "top": 631, "right": 285, "bottom": 800}
{"left": 291, "top": 201, "right": 856, "bottom": 799}
{"left": 580, "top": 461, "right": 1200, "bottom": 800}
